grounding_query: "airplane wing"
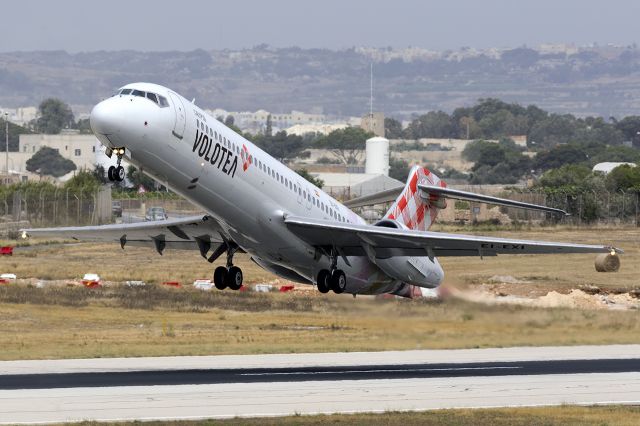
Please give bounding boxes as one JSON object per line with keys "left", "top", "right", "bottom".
{"left": 21, "top": 215, "right": 227, "bottom": 258}
{"left": 284, "top": 216, "right": 622, "bottom": 258}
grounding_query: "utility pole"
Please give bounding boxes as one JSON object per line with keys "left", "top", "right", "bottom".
{"left": 4, "top": 112, "right": 8, "bottom": 183}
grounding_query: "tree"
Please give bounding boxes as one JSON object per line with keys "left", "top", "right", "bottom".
{"left": 26, "top": 147, "right": 76, "bottom": 177}
{"left": 36, "top": 98, "right": 74, "bottom": 134}
{"left": 127, "top": 165, "right": 157, "bottom": 190}
{"left": 605, "top": 164, "right": 640, "bottom": 191}
{"left": 254, "top": 131, "right": 309, "bottom": 162}
{"left": 296, "top": 168, "right": 324, "bottom": 188}
{"left": 538, "top": 164, "right": 592, "bottom": 188}
{"left": 0, "top": 118, "right": 31, "bottom": 151}
{"left": 64, "top": 169, "right": 102, "bottom": 191}
{"left": 389, "top": 157, "right": 410, "bottom": 182}
{"left": 384, "top": 117, "right": 403, "bottom": 138}
{"left": 76, "top": 118, "right": 92, "bottom": 134}
{"left": 463, "top": 139, "right": 531, "bottom": 184}
{"left": 265, "top": 114, "right": 273, "bottom": 137}
{"left": 615, "top": 115, "right": 640, "bottom": 146}
{"left": 403, "top": 111, "right": 453, "bottom": 139}
{"left": 534, "top": 144, "right": 589, "bottom": 171}
{"left": 314, "top": 127, "right": 373, "bottom": 165}
{"left": 224, "top": 115, "right": 235, "bottom": 127}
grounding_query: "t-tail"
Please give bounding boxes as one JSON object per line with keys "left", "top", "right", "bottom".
{"left": 385, "top": 166, "right": 447, "bottom": 231}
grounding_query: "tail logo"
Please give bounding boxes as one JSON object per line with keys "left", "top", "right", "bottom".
{"left": 241, "top": 144, "right": 252, "bottom": 171}
{"left": 385, "top": 166, "right": 446, "bottom": 231}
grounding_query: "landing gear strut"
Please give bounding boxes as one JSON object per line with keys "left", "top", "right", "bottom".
{"left": 316, "top": 248, "right": 347, "bottom": 294}
{"left": 213, "top": 243, "right": 243, "bottom": 291}
{"left": 107, "top": 147, "right": 126, "bottom": 182}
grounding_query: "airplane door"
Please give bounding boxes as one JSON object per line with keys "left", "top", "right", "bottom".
{"left": 168, "top": 92, "right": 186, "bottom": 140}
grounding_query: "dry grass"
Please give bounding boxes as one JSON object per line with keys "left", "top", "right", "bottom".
{"left": 435, "top": 227, "right": 640, "bottom": 293}
{"left": 71, "top": 405, "right": 640, "bottom": 425}
{"left": 0, "top": 284, "right": 639, "bottom": 360}
{"left": 0, "top": 227, "right": 637, "bottom": 360}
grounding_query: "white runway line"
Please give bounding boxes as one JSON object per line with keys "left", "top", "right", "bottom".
{"left": 1, "top": 344, "right": 639, "bottom": 375}
{"left": 1, "top": 373, "right": 639, "bottom": 424}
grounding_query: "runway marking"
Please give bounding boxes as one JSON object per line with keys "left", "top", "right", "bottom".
{"left": 240, "top": 366, "right": 522, "bottom": 376}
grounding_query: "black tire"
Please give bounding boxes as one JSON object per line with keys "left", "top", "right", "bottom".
{"left": 107, "top": 166, "right": 116, "bottom": 181}
{"left": 213, "top": 266, "right": 228, "bottom": 290}
{"left": 115, "top": 166, "right": 125, "bottom": 182}
{"left": 227, "top": 266, "right": 243, "bottom": 290}
{"left": 316, "top": 269, "right": 331, "bottom": 293}
{"left": 329, "top": 269, "right": 347, "bottom": 294}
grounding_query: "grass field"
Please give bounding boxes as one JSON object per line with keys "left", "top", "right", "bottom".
{"left": 0, "top": 227, "right": 637, "bottom": 360}
{"left": 71, "top": 405, "right": 640, "bottom": 425}
{"left": 0, "top": 283, "right": 639, "bottom": 360}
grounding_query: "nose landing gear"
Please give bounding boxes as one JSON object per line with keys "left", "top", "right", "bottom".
{"left": 107, "top": 147, "right": 126, "bottom": 182}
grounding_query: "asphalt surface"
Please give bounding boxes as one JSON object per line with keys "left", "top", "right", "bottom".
{"left": 2, "top": 358, "right": 639, "bottom": 390}
{"left": 2, "top": 347, "right": 640, "bottom": 423}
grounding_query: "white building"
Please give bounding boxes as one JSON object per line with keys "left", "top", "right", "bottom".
{"left": 4, "top": 131, "right": 102, "bottom": 181}
{"left": 1, "top": 106, "right": 37, "bottom": 127}
{"left": 593, "top": 162, "right": 637, "bottom": 174}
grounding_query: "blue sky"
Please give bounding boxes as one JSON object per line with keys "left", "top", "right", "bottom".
{"left": 1, "top": 0, "right": 638, "bottom": 52}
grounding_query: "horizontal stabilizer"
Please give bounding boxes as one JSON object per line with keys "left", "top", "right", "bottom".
{"left": 418, "top": 184, "right": 568, "bottom": 216}
{"left": 342, "top": 186, "right": 404, "bottom": 209}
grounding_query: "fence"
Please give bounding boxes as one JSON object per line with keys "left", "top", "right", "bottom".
{"left": 0, "top": 186, "right": 112, "bottom": 230}
{"left": 344, "top": 186, "right": 640, "bottom": 227}
{"left": 1, "top": 185, "right": 638, "bottom": 232}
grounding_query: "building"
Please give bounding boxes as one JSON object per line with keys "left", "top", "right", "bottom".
{"left": 360, "top": 112, "right": 385, "bottom": 137}
{"left": 0, "top": 106, "right": 37, "bottom": 127}
{"left": 593, "top": 162, "right": 637, "bottom": 174}
{"left": 285, "top": 123, "right": 348, "bottom": 136}
{"left": 206, "top": 108, "right": 328, "bottom": 134}
{"left": 4, "top": 131, "right": 101, "bottom": 180}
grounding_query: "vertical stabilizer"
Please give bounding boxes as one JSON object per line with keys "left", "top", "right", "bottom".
{"left": 385, "top": 166, "right": 447, "bottom": 231}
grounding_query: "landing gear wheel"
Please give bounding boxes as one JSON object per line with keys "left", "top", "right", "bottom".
{"left": 107, "top": 166, "right": 116, "bottom": 181}
{"left": 115, "top": 166, "right": 125, "bottom": 182}
{"left": 213, "top": 266, "right": 228, "bottom": 290}
{"left": 316, "top": 269, "right": 331, "bottom": 294}
{"left": 330, "top": 269, "right": 346, "bottom": 294}
{"left": 227, "top": 266, "right": 243, "bottom": 290}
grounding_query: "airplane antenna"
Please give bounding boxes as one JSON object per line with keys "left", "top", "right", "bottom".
{"left": 370, "top": 62, "right": 373, "bottom": 117}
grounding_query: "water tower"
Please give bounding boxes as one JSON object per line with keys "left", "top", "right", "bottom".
{"left": 365, "top": 136, "right": 389, "bottom": 176}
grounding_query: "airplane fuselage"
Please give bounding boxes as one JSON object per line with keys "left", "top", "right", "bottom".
{"left": 90, "top": 83, "right": 445, "bottom": 295}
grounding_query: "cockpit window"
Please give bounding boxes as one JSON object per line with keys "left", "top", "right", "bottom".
{"left": 120, "top": 89, "right": 132, "bottom": 95}
{"left": 158, "top": 95, "right": 169, "bottom": 108}
{"left": 146, "top": 92, "right": 158, "bottom": 104}
{"left": 132, "top": 90, "right": 145, "bottom": 97}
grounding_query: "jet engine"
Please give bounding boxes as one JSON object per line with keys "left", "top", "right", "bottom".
{"left": 369, "top": 219, "right": 444, "bottom": 288}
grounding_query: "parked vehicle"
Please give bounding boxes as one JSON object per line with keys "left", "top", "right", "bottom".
{"left": 145, "top": 206, "right": 168, "bottom": 221}
{"left": 111, "top": 201, "right": 123, "bottom": 217}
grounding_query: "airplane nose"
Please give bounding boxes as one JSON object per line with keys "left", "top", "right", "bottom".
{"left": 90, "top": 100, "right": 119, "bottom": 135}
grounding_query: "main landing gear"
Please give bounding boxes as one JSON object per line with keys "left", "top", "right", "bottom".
{"left": 213, "top": 244, "right": 243, "bottom": 291}
{"left": 316, "top": 250, "right": 347, "bottom": 294}
{"left": 107, "top": 147, "right": 126, "bottom": 182}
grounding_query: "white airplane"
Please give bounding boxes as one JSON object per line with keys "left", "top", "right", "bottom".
{"left": 23, "top": 83, "right": 622, "bottom": 297}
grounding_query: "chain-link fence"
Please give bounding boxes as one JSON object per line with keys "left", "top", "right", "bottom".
{"left": 0, "top": 186, "right": 112, "bottom": 229}
{"left": 1, "top": 185, "right": 637, "bottom": 236}
{"left": 346, "top": 186, "right": 640, "bottom": 227}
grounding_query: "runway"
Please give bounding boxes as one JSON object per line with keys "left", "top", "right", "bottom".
{"left": 1, "top": 345, "right": 639, "bottom": 423}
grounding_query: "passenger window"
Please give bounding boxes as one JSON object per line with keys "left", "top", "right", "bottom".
{"left": 146, "top": 93, "right": 159, "bottom": 104}
{"left": 158, "top": 96, "right": 169, "bottom": 107}
{"left": 120, "top": 89, "right": 132, "bottom": 95}
{"left": 132, "top": 90, "right": 145, "bottom": 97}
